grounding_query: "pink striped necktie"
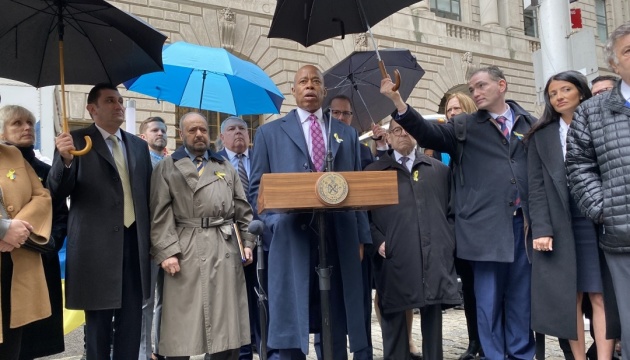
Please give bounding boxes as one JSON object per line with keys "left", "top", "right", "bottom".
{"left": 495, "top": 116, "right": 510, "bottom": 141}
{"left": 309, "top": 114, "right": 325, "bottom": 172}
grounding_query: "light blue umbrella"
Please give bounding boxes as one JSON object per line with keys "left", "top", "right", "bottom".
{"left": 124, "top": 42, "right": 284, "bottom": 115}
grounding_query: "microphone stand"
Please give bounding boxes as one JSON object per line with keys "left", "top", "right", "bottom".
{"left": 314, "top": 111, "right": 334, "bottom": 359}
{"left": 254, "top": 232, "right": 268, "bottom": 360}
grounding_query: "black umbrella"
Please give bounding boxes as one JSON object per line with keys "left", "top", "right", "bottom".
{"left": 268, "top": 0, "right": 422, "bottom": 89}
{"left": 0, "top": 0, "right": 167, "bottom": 155}
{"left": 324, "top": 49, "right": 425, "bottom": 132}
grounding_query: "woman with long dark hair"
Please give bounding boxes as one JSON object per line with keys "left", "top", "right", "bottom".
{"left": 527, "top": 71, "right": 617, "bottom": 359}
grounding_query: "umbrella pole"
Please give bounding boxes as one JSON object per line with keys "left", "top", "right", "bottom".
{"left": 59, "top": 40, "right": 93, "bottom": 155}
{"left": 356, "top": 0, "right": 401, "bottom": 91}
{"left": 199, "top": 70, "right": 207, "bottom": 111}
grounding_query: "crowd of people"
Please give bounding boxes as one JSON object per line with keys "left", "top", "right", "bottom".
{"left": 1, "top": 21, "right": 630, "bottom": 360}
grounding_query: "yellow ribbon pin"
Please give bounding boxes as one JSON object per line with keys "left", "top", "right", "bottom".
{"left": 334, "top": 133, "right": 343, "bottom": 143}
{"left": 413, "top": 170, "right": 419, "bottom": 182}
{"left": 214, "top": 171, "right": 226, "bottom": 179}
{"left": 6, "top": 169, "right": 16, "bottom": 180}
{"left": 513, "top": 131, "right": 524, "bottom": 140}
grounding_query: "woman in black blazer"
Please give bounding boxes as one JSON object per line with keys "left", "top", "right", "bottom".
{"left": 527, "top": 71, "right": 616, "bottom": 360}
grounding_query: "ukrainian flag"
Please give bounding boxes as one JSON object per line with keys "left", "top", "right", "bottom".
{"left": 59, "top": 239, "right": 85, "bottom": 334}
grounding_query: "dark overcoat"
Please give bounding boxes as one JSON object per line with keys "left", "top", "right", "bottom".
{"left": 16, "top": 146, "right": 68, "bottom": 359}
{"left": 365, "top": 150, "right": 460, "bottom": 313}
{"left": 249, "top": 110, "right": 371, "bottom": 354}
{"left": 47, "top": 124, "right": 152, "bottom": 309}
{"left": 395, "top": 101, "right": 534, "bottom": 262}
{"left": 528, "top": 121, "right": 620, "bottom": 340}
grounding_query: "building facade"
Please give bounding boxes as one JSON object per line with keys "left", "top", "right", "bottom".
{"left": 60, "top": 0, "right": 630, "bottom": 149}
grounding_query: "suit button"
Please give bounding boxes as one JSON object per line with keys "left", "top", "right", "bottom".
{"left": 113, "top": 176, "right": 119, "bottom": 182}
{"left": 508, "top": 201, "right": 514, "bottom": 206}
{"left": 225, "top": 253, "right": 230, "bottom": 258}
{"left": 6, "top": 205, "right": 13, "bottom": 212}
{"left": 300, "top": 224, "right": 307, "bottom": 230}
{"left": 502, "top": 139, "right": 507, "bottom": 145}
{"left": 114, "top": 226, "right": 120, "bottom": 232}
{"left": 510, "top": 178, "right": 516, "bottom": 184}
{"left": 511, "top": 159, "right": 515, "bottom": 163}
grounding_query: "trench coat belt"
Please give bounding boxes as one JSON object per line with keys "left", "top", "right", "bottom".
{"left": 175, "top": 217, "right": 233, "bottom": 229}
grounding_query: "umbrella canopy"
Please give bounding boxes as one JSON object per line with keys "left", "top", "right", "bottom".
{"left": 268, "top": 0, "right": 420, "bottom": 47}
{"left": 0, "top": 0, "right": 167, "bottom": 87}
{"left": 124, "top": 42, "right": 285, "bottom": 116}
{"left": 323, "top": 49, "right": 425, "bottom": 132}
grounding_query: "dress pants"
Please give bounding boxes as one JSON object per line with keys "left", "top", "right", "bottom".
{"left": 454, "top": 257, "right": 479, "bottom": 346}
{"left": 239, "top": 252, "right": 261, "bottom": 360}
{"left": 603, "top": 252, "right": 630, "bottom": 360}
{"left": 0, "top": 253, "right": 23, "bottom": 360}
{"left": 85, "top": 224, "right": 143, "bottom": 360}
{"left": 379, "top": 304, "right": 443, "bottom": 360}
{"left": 472, "top": 214, "right": 535, "bottom": 360}
{"left": 139, "top": 263, "right": 161, "bottom": 360}
{"left": 353, "top": 256, "right": 373, "bottom": 360}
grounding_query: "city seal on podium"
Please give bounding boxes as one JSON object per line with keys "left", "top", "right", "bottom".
{"left": 315, "top": 172, "right": 349, "bottom": 206}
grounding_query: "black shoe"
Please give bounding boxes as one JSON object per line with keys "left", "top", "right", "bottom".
{"left": 410, "top": 351, "right": 423, "bottom": 360}
{"left": 458, "top": 340, "right": 482, "bottom": 360}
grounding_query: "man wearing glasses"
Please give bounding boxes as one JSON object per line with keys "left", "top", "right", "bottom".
{"left": 591, "top": 75, "right": 619, "bottom": 96}
{"left": 329, "top": 95, "right": 375, "bottom": 169}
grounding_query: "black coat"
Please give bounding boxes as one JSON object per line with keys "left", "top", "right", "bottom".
{"left": 365, "top": 150, "right": 460, "bottom": 313}
{"left": 47, "top": 124, "right": 153, "bottom": 309}
{"left": 395, "top": 102, "right": 534, "bottom": 262}
{"left": 567, "top": 82, "right": 630, "bottom": 252}
{"left": 14, "top": 146, "right": 68, "bottom": 359}
{"left": 529, "top": 120, "right": 620, "bottom": 340}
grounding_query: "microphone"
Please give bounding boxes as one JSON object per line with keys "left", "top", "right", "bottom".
{"left": 248, "top": 220, "right": 265, "bottom": 236}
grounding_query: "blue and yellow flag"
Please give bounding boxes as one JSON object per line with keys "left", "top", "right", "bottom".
{"left": 59, "top": 239, "right": 85, "bottom": 334}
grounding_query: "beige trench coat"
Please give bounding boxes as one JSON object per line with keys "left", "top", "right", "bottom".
{"left": 150, "top": 149, "right": 255, "bottom": 356}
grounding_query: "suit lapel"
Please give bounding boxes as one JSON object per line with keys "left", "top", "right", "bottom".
{"left": 88, "top": 125, "right": 116, "bottom": 170}
{"left": 280, "top": 110, "right": 309, "bottom": 160}
{"left": 329, "top": 117, "right": 342, "bottom": 160}
{"left": 536, "top": 122, "right": 570, "bottom": 213}
{"left": 120, "top": 132, "right": 137, "bottom": 182}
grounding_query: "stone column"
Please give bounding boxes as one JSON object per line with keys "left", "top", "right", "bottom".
{"left": 409, "top": 0, "right": 429, "bottom": 11}
{"left": 479, "top": 0, "right": 499, "bottom": 27}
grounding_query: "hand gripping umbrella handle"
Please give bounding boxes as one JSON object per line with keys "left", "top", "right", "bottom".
{"left": 378, "top": 60, "right": 401, "bottom": 92}
{"left": 69, "top": 136, "right": 93, "bottom": 156}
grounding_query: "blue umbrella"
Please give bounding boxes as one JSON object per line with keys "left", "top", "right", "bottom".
{"left": 124, "top": 42, "right": 284, "bottom": 115}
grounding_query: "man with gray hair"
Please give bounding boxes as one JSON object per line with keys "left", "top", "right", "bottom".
{"left": 567, "top": 22, "right": 630, "bottom": 358}
{"left": 216, "top": 116, "right": 266, "bottom": 360}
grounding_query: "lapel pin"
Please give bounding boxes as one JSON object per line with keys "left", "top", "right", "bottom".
{"left": 6, "top": 169, "right": 16, "bottom": 180}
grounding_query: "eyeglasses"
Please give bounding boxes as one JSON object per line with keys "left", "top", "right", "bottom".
{"left": 331, "top": 110, "right": 353, "bottom": 118}
{"left": 388, "top": 127, "right": 408, "bottom": 136}
{"left": 592, "top": 87, "right": 613, "bottom": 96}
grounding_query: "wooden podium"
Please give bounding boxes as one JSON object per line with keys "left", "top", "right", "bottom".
{"left": 257, "top": 171, "right": 398, "bottom": 214}
{"left": 257, "top": 171, "right": 398, "bottom": 359}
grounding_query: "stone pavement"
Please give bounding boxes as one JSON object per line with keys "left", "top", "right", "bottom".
{"left": 43, "top": 298, "right": 587, "bottom": 359}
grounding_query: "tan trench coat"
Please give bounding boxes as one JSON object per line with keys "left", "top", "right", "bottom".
{"left": 0, "top": 144, "right": 52, "bottom": 343}
{"left": 150, "top": 149, "right": 255, "bottom": 356}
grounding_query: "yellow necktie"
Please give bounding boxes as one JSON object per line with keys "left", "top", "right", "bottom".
{"left": 109, "top": 135, "right": 135, "bottom": 227}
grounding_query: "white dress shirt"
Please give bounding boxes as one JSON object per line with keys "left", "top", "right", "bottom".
{"left": 296, "top": 107, "right": 328, "bottom": 157}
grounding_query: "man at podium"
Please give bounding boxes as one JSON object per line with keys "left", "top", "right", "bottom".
{"left": 250, "top": 64, "right": 372, "bottom": 360}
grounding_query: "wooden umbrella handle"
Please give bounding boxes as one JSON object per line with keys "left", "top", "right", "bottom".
{"left": 378, "top": 60, "right": 401, "bottom": 92}
{"left": 59, "top": 39, "right": 92, "bottom": 156}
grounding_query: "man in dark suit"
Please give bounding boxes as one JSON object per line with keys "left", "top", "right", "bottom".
{"left": 250, "top": 65, "right": 371, "bottom": 360}
{"left": 216, "top": 116, "right": 269, "bottom": 360}
{"left": 48, "top": 83, "right": 153, "bottom": 360}
{"left": 381, "top": 66, "right": 536, "bottom": 360}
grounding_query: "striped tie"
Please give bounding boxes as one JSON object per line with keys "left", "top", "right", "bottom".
{"left": 309, "top": 114, "right": 325, "bottom": 172}
{"left": 495, "top": 116, "right": 510, "bottom": 141}
{"left": 195, "top": 156, "right": 205, "bottom": 176}
{"left": 237, "top": 153, "right": 249, "bottom": 194}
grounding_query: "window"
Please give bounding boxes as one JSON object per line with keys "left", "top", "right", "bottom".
{"left": 523, "top": 8, "right": 538, "bottom": 37}
{"left": 430, "top": 0, "right": 461, "bottom": 21}
{"left": 595, "top": 0, "right": 608, "bottom": 41}
{"left": 175, "top": 107, "right": 260, "bottom": 150}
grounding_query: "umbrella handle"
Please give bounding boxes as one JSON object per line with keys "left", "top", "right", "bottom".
{"left": 69, "top": 136, "right": 93, "bottom": 156}
{"left": 378, "top": 60, "right": 401, "bottom": 92}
